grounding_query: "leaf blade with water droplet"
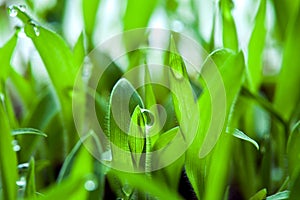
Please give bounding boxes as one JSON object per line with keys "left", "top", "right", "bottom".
{"left": 11, "top": 128, "right": 47, "bottom": 137}
{"left": 0, "top": 104, "right": 18, "bottom": 200}
{"left": 228, "top": 128, "right": 259, "bottom": 150}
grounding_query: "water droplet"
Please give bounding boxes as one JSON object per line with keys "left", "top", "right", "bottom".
{"left": 16, "top": 176, "right": 26, "bottom": 187}
{"left": 18, "top": 163, "right": 29, "bottom": 170}
{"left": 12, "top": 140, "right": 21, "bottom": 152}
{"left": 84, "top": 178, "right": 98, "bottom": 191}
{"left": 16, "top": 26, "right": 27, "bottom": 38}
{"left": 82, "top": 57, "right": 93, "bottom": 82}
{"left": 8, "top": 5, "right": 18, "bottom": 17}
{"left": 170, "top": 58, "right": 185, "bottom": 80}
{"left": 18, "top": 5, "right": 26, "bottom": 12}
{"left": 28, "top": 20, "right": 40, "bottom": 36}
{"left": 122, "top": 184, "right": 132, "bottom": 197}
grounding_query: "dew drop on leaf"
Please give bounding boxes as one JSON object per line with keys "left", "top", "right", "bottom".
{"left": 16, "top": 176, "right": 26, "bottom": 188}
{"left": 28, "top": 20, "right": 40, "bottom": 37}
{"left": 18, "top": 5, "right": 26, "bottom": 12}
{"left": 12, "top": 140, "right": 21, "bottom": 152}
{"left": 17, "top": 163, "right": 29, "bottom": 171}
{"left": 8, "top": 5, "right": 18, "bottom": 17}
{"left": 84, "top": 179, "right": 98, "bottom": 191}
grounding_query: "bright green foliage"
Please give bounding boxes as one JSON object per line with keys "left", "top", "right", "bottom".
{"left": 0, "top": 1, "right": 300, "bottom": 199}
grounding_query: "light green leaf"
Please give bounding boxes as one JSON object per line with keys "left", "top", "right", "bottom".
{"left": 25, "top": 157, "right": 36, "bottom": 199}
{"left": 249, "top": 188, "right": 267, "bottom": 200}
{"left": 14, "top": 5, "right": 79, "bottom": 149}
{"left": 266, "top": 190, "right": 290, "bottom": 200}
{"left": 82, "top": 0, "right": 101, "bottom": 50}
{"left": 73, "top": 32, "right": 85, "bottom": 70}
{"left": 227, "top": 128, "right": 259, "bottom": 150}
{"left": 247, "top": 0, "right": 267, "bottom": 91}
{"left": 152, "top": 126, "right": 179, "bottom": 151}
{"left": 274, "top": 9, "right": 300, "bottom": 121}
{"left": 0, "top": 104, "right": 17, "bottom": 200}
{"left": 185, "top": 51, "right": 245, "bottom": 199}
{"left": 12, "top": 128, "right": 47, "bottom": 137}
{"left": 128, "top": 105, "right": 146, "bottom": 168}
{"left": 219, "top": 0, "right": 238, "bottom": 51}
{"left": 0, "top": 32, "right": 17, "bottom": 80}
{"left": 108, "top": 78, "right": 144, "bottom": 171}
{"left": 36, "top": 177, "right": 88, "bottom": 200}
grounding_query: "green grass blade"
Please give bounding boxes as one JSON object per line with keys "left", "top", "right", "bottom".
{"left": 249, "top": 188, "right": 267, "bottom": 200}
{"left": 110, "top": 170, "right": 183, "bottom": 200}
{"left": 13, "top": 5, "right": 80, "bottom": 149}
{"left": 227, "top": 128, "right": 259, "bottom": 150}
{"left": 0, "top": 32, "right": 17, "bottom": 80}
{"left": 219, "top": 0, "right": 238, "bottom": 51}
{"left": 0, "top": 104, "right": 18, "bottom": 200}
{"left": 247, "top": 0, "right": 267, "bottom": 92}
{"left": 185, "top": 51, "right": 245, "bottom": 199}
{"left": 12, "top": 128, "right": 47, "bottom": 137}
{"left": 82, "top": 0, "right": 101, "bottom": 50}
{"left": 57, "top": 134, "right": 91, "bottom": 183}
{"left": 266, "top": 190, "right": 290, "bottom": 200}
{"left": 36, "top": 177, "right": 88, "bottom": 200}
{"left": 274, "top": 8, "right": 300, "bottom": 121}
{"left": 108, "top": 78, "right": 144, "bottom": 171}
{"left": 128, "top": 105, "right": 146, "bottom": 168}
{"left": 25, "top": 157, "right": 36, "bottom": 199}
{"left": 73, "top": 32, "right": 86, "bottom": 69}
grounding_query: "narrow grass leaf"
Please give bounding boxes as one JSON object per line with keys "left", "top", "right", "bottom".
{"left": 266, "top": 190, "right": 290, "bottom": 200}
{"left": 227, "top": 128, "right": 259, "bottom": 150}
{"left": 274, "top": 8, "right": 300, "bottom": 121}
{"left": 82, "top": 0, "right": 101, "bottom": 50}
{"left": 14, "top": 6, "right": 79, "bottom": 149}
{"left": 152, "top": 126, "right": 179, "bottom": 151}
{"left": 219, "top": 0, "right": 238, "bottom": 51}
{"left": 0, "top": 32, "right": 17, "bottom": 80}
{"left": 185, "top": 51, "right": 245, "bottom": 199}
{"left": 73, "top": 32, "right": 85, "bottom": 70}
{"left": 0, "top": 104, "right": 17, "bottom": 200}
{"left": 108, "top": 78, "right": 144, "bottom": 171}
{"left": 247, "top": 0, "right": 267, "bottom": 91}
{"left": 128, "top": 105, "right": 145, "bottom": 168}
{"left": 12, "top": 128, "right": 47, "bottom": 137}
{"left": 249, "top": 188, "right": 267, "bottom": 200}
{"left": 25, "top": 157, "right": 36, "bottom": 198}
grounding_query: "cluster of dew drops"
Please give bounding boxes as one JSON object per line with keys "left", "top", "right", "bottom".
{"left": 7, "top": 4, "right": 40, "bottom": 37}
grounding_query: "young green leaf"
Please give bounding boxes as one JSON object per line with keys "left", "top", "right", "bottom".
{"left": 247, "top": 0, "right": 267, "bottom": 92}
{"left": 108, "top": 78, "right": 144, "bottom": 171}
{"left": 12, "top": 128, "right": 47, "bottom": 137}
{"left": 14, "top": 5, "right": 79, "bottom": 149}
{"left": 219, "top": 0, "right": 239, "bottom": 51}
{"left": 82, "top": 0, "right": 101, "bottom": 50}
{"left": 25, "top": 157, "right": 36, "bottom": 199}
{"left": 266, "top": 190, "right": 290, "bottom": 200}
{"left": 0, "top": 32, "right": 17, "bottom": 80}
{"left": 274, "top": 9, "right": 300, "bottom": 121}
{"left": 249, "top": 188, "right": 267, "bottom": 200}
{"left": 0, "top": 104, "right": 17, "bottom": 200}
{"left": 128, "top": 105, "right": 146, "bottom": 168}
{"left": 227, "top": 128, "right": 259, "bottom": 150}
{"left": 185, "top": 51, "right": 245, "bottom": 199}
